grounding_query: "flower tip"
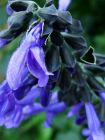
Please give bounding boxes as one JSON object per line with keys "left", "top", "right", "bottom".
{"left": 43, "top": 121, "right": 51, "bottom": 128}
{"left": 38, "top": 76, "right": 49, "bottom": 87}
{"left": 0, "top": 38, "right": 7, "bottom": 48}
{"left": 67, "top": 111, "right": 74, "bottom": 118}
{"left": 6, "top": 4, "right": 13, "bottom": 15}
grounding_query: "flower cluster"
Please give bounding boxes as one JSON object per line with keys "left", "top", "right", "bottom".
{"left": 0, "top": 0, "right": 105, "bottom": 139}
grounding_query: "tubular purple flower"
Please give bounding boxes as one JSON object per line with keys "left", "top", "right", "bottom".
{"left": 85, "top": 103, "right": 105, "bottom": 140}
{"left": 58, "top": 0, "right": 72, "bottom": 11}
{"left": 7, "top": 22, "right": 52, "bottom": 89}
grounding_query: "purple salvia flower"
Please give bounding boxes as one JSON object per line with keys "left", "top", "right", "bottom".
{"left": 58, "top": 0, "right": 72, "bottom": 11}
{"left": 7, "top": 22, "right": 52, "bottom": 90}
{"left": 84, "top": 103, "right": 105, "bottom": 140}
{"left": 0, "top": 80, "right": 43, "bottom": 128}
{"left": 0, "top": 80, "right": 66, "bottom": 128}
{"left": 22, "top": 91, "right": 66, "bottom": 128}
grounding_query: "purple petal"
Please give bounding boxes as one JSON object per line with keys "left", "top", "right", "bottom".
{"left": 6, "top": 4, "right": 13, "bottom": 15}
{"left": 7, "top": 42, "right": 28, "bottom": 90}
{"left": 76, "top": 115, "right": 86, "bottom": 125}
{"left": 58, "top": 0, "right": 72, "bottom": 11}
{"left": 0, "top": 81, "right": 10, "bottom": 95}
{"left": 50, "top": 91, "right": 58, "bottom": 104}
{"left": 47, "top": 102, "right": 66, "bottom": 113}
{"left": 40, "top": 87, "right": 51, "bottom": 107}
{"left": 0, "top": 117, "right": 4, "bottom": 126}
{"left": 82, "top": 128, "right": 90, "bottom": 136}
{"left": 23, "top": 103, "right": 44, "bottom": 117}
{"left": 90, "top": 134, "right": 105, "bottom": 140}
{"left": 0, "top": 93, "right": 15, "bottom": 116}
{"left": 27, "top": 47, "right": 52, "bottom": 87}
{"left": 5, "top": 106, "right": 22, "bottom": 128}
{"left": 0, "top": 38, "right": 8, "bottom": 48}
{"left": 85, "top": 103, "right": 101, "bottom": 131}
{"left": 17, "top": 87, "right": 42, "bottom": 105}
{"left": 99, "top": 92, "right": 105, "bottom": 103}
{"left": 68, "top": 103, "right": 83, "bottom": 118}
{"left": 85, "top": 103, "right": 105, "bottom": 140}
{"left": 26, "top": 23, "right": 45, "bottom": 47}
{"left": 44, "top": 112, "right": 55, "bottom": 128}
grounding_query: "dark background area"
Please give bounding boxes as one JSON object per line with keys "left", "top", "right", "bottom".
{"left": 0, "top": 0, "right": 105, "bottom": 140}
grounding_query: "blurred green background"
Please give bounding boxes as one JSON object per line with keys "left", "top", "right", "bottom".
{"left": 0, "top": 0, "right": 105, "bottom": 140}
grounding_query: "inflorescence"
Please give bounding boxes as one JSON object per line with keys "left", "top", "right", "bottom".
{"left": 0, "top": 0, "right": 105, "bottom": 139}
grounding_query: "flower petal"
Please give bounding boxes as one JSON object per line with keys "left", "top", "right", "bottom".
{"left": 5, "top": 106, "right": 22, "bottom": 128}
{"left": 27, "top": 47, "right": 52, "bottom": 87}
{"left": 7, "top": 43, "right": 28, "bottom": 90}
{"left": 47, "top": 102, "right": 66, "bottom": 112}
{"left": 0, "top": 93, "right": 15, "bottom": 116}
{"left": 17, "top": 86, "right": 42, "bottom": 105}
{"left": 44, "top": 112, "right": 55, "bottom": 128}
{"left": 68, "top": 103, "right": 83, "bottom": 118}
{"left": 26, "top": 23, "right": 45, "bottom": 47}
{"left": 85, "top": 103, "right": 101, "bottom": 131}
{"left": 0, "top": 38, "right": 8, "bottom": 48}
{"left": 58, "top": 0, "right": 72, "bottom": 11}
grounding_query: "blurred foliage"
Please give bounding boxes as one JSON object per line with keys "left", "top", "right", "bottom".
{"left": 0, "top": 0, "right": 105, "bottom": 140}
